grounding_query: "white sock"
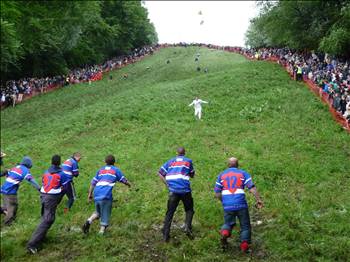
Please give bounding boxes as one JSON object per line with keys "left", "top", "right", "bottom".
{"left": 88, "top": 212, "right": 99, "bottom": 223}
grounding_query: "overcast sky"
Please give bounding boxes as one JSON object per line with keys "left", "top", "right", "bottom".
{"left": 144, "top": 1, "right": 259, "bottom": 47}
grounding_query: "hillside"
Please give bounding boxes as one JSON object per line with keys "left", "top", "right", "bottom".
{"left": 1, "top": 47, "right": 349, "bottom": 261}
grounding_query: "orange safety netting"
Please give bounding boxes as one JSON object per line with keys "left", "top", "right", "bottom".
{"left": 222, "top": 49, "right": 349, "bottom": 133}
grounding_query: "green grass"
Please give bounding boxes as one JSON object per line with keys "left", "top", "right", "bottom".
{"left": 1, "top": 47, "right": 349, "bottom": 261}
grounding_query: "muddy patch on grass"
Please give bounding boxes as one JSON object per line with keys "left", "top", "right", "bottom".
{"left": 136, "top": 225, "right": 168, "bottom": 262}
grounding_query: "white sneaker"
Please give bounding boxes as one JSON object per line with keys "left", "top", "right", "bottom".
{"left": 27, "top": 247, "right": 38, "bottom": 254}
{"left": 99, "top": 226, "right": 106, "bottom": 235}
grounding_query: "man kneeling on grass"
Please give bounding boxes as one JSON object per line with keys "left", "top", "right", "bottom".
{"left": 82, "top": 154, "right": 131, "bottom": 235}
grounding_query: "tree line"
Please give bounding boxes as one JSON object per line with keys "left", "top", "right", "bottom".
{"left": 245, "top": 1, "right": 350, "bottom": 57}
{"left": 1, "top": 0, "right": 158, "bottom": 81}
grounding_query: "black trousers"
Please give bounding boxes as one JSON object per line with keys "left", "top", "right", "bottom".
{"left": 64, "top": 181, "right": 76, "bottom": 209}
{"left": 27, "top": 193, "right": 63, "bottom": 249}
{"left": 163, "top": 192, "right": 194, "bottom": 237}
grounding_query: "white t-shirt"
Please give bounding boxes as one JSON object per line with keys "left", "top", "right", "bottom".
{"left": 189, "top": 99, "right": 208, "bottom": 109}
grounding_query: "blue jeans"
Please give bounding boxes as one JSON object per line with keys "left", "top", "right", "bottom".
{"left": 63, "top": 181, "right": 76, "bottom": 209}
{"left": 95, "top": 200, "right": 112, "bottom": 226}
{"left": 221, "top": 208, "right": 251, "bottom": 243}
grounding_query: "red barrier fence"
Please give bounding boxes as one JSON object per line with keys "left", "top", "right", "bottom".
{"left": 1, "top": 50, "right": 158, "bottom": 110}
{"left": 2, "top": 45, "right": 349, "bottom": 133}
{"left": 222, "top": 49, "right": 349, "bottom": 133}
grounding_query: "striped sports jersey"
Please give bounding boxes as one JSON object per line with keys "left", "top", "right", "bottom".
{"left": 158, "top": 156, "right": 195, "bottom": 194}
{"left": 91, "top": 165, "right": 128, "bottom": 201}
{"left": 214, "top": 167, "right": 254, "bottom": 211}
{"left": 40, "top": 166, "right": 70, "bottom": 194}
{"left": 62, "top": 157, "right": 79, "bottom": 182}
{"left": 1, "top": 165, "right": 34, "bottom": 195}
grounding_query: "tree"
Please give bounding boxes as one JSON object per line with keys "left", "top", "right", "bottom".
{"left": 245, "top": 0, "right": 350, "bottom": 56}
{"left": 319, "top": 3, "right": 350, "bottom": 57}
{"left": 0, "top": 0, "right": 158, "bottom": 81}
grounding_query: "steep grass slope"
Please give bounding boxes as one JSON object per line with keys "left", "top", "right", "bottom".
{"left": 1, "top": 47, "right": 349, "bottom": 261}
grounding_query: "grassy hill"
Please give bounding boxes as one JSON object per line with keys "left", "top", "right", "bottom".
{"left": 1, "top": 47, "right": 349, "bottom": 261}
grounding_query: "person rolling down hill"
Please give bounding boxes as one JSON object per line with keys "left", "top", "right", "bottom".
{"left": 27, "top": 155, "right": 70, "bottom": 254}
{"left": 188, "top": 97, "right": 208, "bottom": 120}
{"left": 214, "top": 157, "right": 264, "bottom": 253}
{"left": 82, "top": 155, "right": 131, "bottom": 235}
{"left": 158, "top": 147, "right": 195, "bottom": 242}
{"left": 1, "top": 156, "right": 40, "bottom": 225}
{"left": 62, "top": 152, "right": 81, "bottom": 213}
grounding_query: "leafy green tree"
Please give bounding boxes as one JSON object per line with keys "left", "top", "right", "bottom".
{"left": 1, "top": 19, "right": 23, "bottom": 78}
{"left": 0, "top": 0, "right": 158, "bottom": 81}
{"left": 245, "top": 0, "right": 350, "bottom": 57}
{"left": 319, "top": 3, "right": 350, "bottom": 57}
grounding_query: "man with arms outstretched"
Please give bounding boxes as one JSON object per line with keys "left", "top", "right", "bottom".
{"left": 188, "top": 97, "right": 208, "bottom": 120}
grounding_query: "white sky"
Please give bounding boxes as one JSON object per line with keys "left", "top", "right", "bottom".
{"left": 144, "top": 1, "right": 259, "bottom": 47}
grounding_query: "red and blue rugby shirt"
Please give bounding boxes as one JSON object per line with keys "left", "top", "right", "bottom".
{"left": 91, "top": 165, "right": 128, "bottom": 201}
{"left": 214, "top": 167, "right": 255, "bottom": 211}
{"left": 1, "top": 165, "right": 34, "bottom": 195}
{"left": 158, "top": 156, "right": 195, "bottom": 194}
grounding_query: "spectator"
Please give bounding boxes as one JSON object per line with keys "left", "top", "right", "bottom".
{"left": 340, "top": 95, "right": 347, "bottom": 115}
{"left": 1, "top": 45, "right": 157, "bottom": 109}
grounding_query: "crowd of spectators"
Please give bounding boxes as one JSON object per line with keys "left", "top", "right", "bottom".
{"left": 1, "top": 46, "right": 156, "bottom": 108}
{"left": 2, "top": 43, "right": 349, "bottom": 129}
{"left": 227, "top": 46, "right": 350, "bottom": 127}
{"left": 165, "top": 43, "right": 350, "bottom": 128}
{"left": 143, "top": 43, "right": 350, "bottom": 128}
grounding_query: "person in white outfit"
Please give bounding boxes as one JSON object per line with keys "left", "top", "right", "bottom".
{"left": 344, "top": 101, "right": 350, "bottom": 118}
{"left": 188, "top": 97, "right": 208, "bottom": 120}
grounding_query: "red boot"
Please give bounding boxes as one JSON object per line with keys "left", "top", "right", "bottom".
{"left": 220, "top": 229, "right": 231, "bottom": 251}
{"left": 240, "top": 241, "right": 249, "bottom": 252}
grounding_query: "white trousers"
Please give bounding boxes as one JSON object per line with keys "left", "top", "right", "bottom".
{"left": 194, "top": 108, "right": 202, "bottom": 119}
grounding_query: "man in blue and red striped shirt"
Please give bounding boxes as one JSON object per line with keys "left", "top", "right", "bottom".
{"left": 82, "top": 154, "right": 131, "bottom": 235}
{"left": 62, "top": 152, "right": 81, "bottom": 212}
{"left": 214, "top": 157, "right": 263, "bottom": 252}
{"left": 158, "top": 147, "right": 195, "bottom": 242}
{"left": 27, "top": 155, "right": 70, "bottom": 254}
{"left": 1, "top": 156, "right": 40, "bottom": 225}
